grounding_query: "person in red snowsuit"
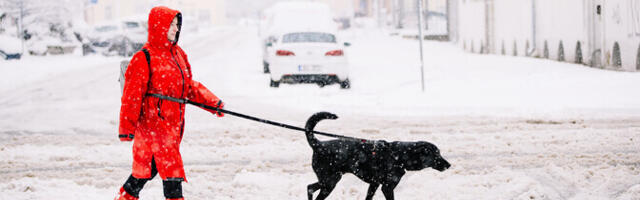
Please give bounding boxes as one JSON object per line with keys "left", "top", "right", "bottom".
{"left": 115, "top": 6, "right": 224, "bottom": 200}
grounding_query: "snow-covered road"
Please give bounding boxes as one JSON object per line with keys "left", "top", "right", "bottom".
{"left": 1, "top": 26, "right": 640, "bottom": 199}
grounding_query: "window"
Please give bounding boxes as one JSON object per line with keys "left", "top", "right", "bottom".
{"left": 282, "top": 32, "right": 336, "bottom": 43}
{"left": 105, "top": 6, "right": 112, "bottom": 20}
{"left": 124, "top": 22, "right": 139, "bottom": 29}
{"left": 95, "top": 25, "right": 117, "bottom": 32}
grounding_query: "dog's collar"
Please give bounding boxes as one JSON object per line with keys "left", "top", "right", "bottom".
{"left": 361, "top": 139, "right": 379, "bottom": 156}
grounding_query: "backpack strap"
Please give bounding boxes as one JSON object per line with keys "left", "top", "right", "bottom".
{"left": 142, "top": 48, "right": 150, "bottom": 67}
{"left": 141, "top": 48, "right": 153, "bottom": 96}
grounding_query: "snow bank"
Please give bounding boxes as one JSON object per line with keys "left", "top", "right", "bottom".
{"left": 0, "top": 55, "right": 120, "bottom": 92}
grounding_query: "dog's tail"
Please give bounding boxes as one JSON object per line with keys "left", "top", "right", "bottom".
{"left": 305, "top": 112, "right": 338, "bottom": 149}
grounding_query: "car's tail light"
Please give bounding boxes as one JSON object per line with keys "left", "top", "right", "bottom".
{"left": 325, "top": 50, "right": 344, "bottom": 56}
{"left": 276, "top": 50, "right": 295, "bottom": 56}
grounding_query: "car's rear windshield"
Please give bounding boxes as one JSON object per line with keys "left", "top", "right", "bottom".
{"left": 282, "top": 32, "right": 336, "bottom": 43}
{"left": 124, "top": 22, "right": 140, "bottom": 28}
{"left": 95, "top": 25, "right": 117, "bottom": 32}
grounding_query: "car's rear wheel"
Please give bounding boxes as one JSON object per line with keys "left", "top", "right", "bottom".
{"left": 263, "top": 61, "right": 270, "bottom": 73}
{"left": 270, "top": 79, "right": 279, "bottom": 88}
{"left": 340, "top": 79, "right": 350, "bottom": 89}
{"left": 0, "top": 50, "right": 7, "bottom": 60}
{"left": 317, "top": 82, "right": 326, "bottom": 88}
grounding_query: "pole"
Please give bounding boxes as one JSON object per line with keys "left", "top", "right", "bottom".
{"left": 530, "top": 0, "right": 536, "bottom": 56}
{"left": 374, "top": 0, "right": 381, "bottom": 28}
{"left": 19, "top": 0, "right": 25, "bottom": 55}
{"left": 446, "top": 0, "right": 449, "bottom": 37}
{"left": 392, "top": 0, "right": 397, "bottom": 28}
{"left": 417, "top": 0, "right": 426, "bottom": 92}
{"left": 398, "top": 0, "right": 405, "bottom": 28}
{"left": 424, "top": 0, "right": 428, "bottom": 30}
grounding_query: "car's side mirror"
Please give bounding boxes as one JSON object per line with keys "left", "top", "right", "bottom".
{"left": 267, "top": 42, "right": 273, "bottom": 47}
{"left": 344, "top": 42, "right": 351, "bottom": 47}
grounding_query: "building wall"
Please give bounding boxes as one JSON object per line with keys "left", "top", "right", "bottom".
{"left": 312, "top": 0, "right": 448, "bottom": 30}
{"left": 534, "top": 0, "right": 588, "bottom": 63}
{"left": 84, "top": 0, "right": 226, "bottom": 26}
{"left": 601, "top": 0, "right": 640, "bottom": 70}
{"left": 352, "top": 0, "right": 393, "bottom": 17}
{"left": 457, "top": 0, "right": 640, "bottom": 71}
{"left": 84, "top": 0, "right": 148, "bottom": 25}
{"left": 457, "top": 0, "right": 485, "bottom": 53}
{"left": 157, "top": 0, "right": 226, "bottom": 25}
{"left": 315, "top": 0, "right": 355, "bottom": 18}
{"left": 493, "top": 0, "right": 533, "bottom": 56}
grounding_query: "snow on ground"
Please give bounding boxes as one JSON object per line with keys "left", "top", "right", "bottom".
{"left": 1, "top": 25, "right": 640, "bottom": 199}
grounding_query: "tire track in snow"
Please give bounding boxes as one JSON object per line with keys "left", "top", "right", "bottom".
{"left": 3, "top": 148, "right": 639, "bottom": 175}
{"left": 0, "top": 160, "right": 251, "bottom": 175}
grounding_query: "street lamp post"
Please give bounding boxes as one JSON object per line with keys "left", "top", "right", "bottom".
{"left": 19, "top": 0, "right": 25, "bottom": 55}
{"left": 417, "top": 0, "right": 426, "bottom": 92}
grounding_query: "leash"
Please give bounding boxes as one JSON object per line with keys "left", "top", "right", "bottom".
{"left": 146, "top": 93, "right": 361, "bottom": 140}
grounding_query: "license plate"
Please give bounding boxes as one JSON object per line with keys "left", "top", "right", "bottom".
{"left": 298, "top": 65, "right": 322, "bottom": 72}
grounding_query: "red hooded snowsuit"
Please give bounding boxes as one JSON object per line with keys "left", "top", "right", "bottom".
{"left": 119, "top": 6, "right": 223, "bottom": 182}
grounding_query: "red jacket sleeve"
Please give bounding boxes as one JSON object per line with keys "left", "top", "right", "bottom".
{"left": 119, "top": 52, "right": 150, "bottom": 139}
{"left": 179, "top": 47, "right": 224, "bottom": 116}
{"left": 188, "top": 79, "right": 224, "bottom": 115}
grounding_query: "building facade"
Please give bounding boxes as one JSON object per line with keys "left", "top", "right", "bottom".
{"left": 455, "top": 0, "right": 640, "bottom": 71}
{"left": 84, "top": 0, "right": 226, "bottom": 26}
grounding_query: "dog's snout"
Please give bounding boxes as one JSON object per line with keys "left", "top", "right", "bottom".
{"left": 436, "top": 158, "right": 451, "bottom": 172}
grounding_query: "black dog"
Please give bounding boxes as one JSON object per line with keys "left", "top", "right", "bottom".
{"left": 305, "top": 112, "right": 451, "bottom": 200}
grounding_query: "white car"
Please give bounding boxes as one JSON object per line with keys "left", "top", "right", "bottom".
{"left": 260, "top": 1, "right": 337, "bottom": 74}
{"left": 88, "top": 19, "right": 147, "bottom": 56}
{"left": 0, "top": 35, "right": 22, "bottom": 60}
{"left": 269, "top": 31, "right": 351, "bottom": 89}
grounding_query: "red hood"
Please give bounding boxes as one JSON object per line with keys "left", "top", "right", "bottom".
{"left": 147, "top": 6, "right": 181, "bottom": 49}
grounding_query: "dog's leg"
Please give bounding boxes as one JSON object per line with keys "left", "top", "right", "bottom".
{"left": 307, "top": 182, "right": 321, "bottom": 200}
{"left": 381, "top": 183, "right": 398, "bottom": 200}
{"left": 365, "top": 183, "right": 379, "bottom": 200}
{"left": 314, "top": 175, "right": 342, "bottom": 200}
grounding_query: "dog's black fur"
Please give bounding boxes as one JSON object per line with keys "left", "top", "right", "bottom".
{"left": 305, "top": 112, "right": 451, "bottom": 200}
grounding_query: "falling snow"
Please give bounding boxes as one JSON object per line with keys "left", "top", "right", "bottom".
{"left": 1, "top": 19, "right": 640, "bottom": 200}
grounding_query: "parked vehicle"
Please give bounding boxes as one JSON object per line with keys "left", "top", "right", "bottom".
{"left": 0, "top": 49, "right": 21, "bottom": 60}
{"left": 87, "top": 19, "right": 146, "bottom": 56}
{"left": 260, "top": 2, "right": 338, "bottom": 74}
{"left": 0, "top": 35, "right": 22, "bottom": 60}
{"left": 269, "top": 30, "right": 351, "bottom": 89}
